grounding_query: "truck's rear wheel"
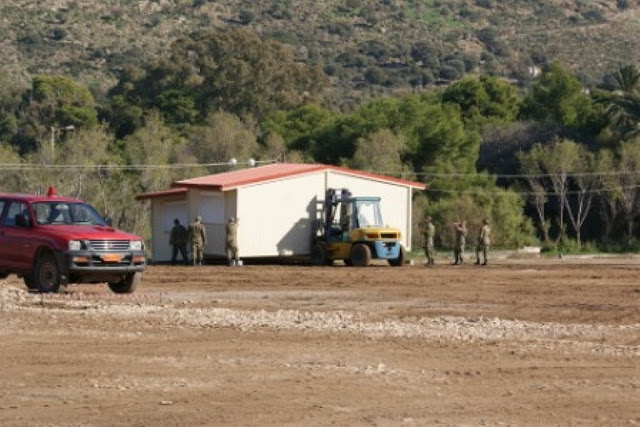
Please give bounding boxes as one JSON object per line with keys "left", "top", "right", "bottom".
{"left": 34, "top": 253, "right": 62, "bottom": 293}
{"left": 108, "top": 272, "right": 141, "bottom": 294}
{"left": 388, "top": 245, "right": 406, "bottom": 267}
{"left": 350, "top": 243, "right": 371, "bottom": 267}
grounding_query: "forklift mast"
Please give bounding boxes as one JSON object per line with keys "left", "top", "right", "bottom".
{"left": 321, "top": 188, "right": 352, "bottom": 240}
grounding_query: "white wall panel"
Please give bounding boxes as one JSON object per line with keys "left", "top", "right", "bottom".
{"left": 236, "top": 172, "right": 326, "bottom": 257}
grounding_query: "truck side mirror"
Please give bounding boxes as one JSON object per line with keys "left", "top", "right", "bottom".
{"left": 104, "top": 215, "right": 113, "bottom": 226}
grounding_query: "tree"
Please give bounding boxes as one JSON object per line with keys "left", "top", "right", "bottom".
{"left": 185, "top": 111, "right": 260, "bottom": 171}
{"left": 0, "top": 142, "right": 25, "bottom": 192}
{"left": 594, "top": 149, "right": 619, "bottom": 241}
{"left": 595, "top": 64, "right": 640, "bottom": 140}
{"left": 564, "top": 145, "right": 598, "bottom": 246}
{"left": 537, "top": 140, "right": 580, "bottom": 245}
{"left": 442, "top": 76, "right": 521, "bottom": 127}
{"left": 520, "top": 63, "right": 603, "bottom": 140}
{"left": 16, "top": 75, "right": 98, "bottom": 153}
{"left": 517, "top": 144, "right": 551, "bottom": 243}
{"left": 261, "top": 104, "right": 337, "bottom": 155}
{"left": 612, "top": 138, "right": 640, "bottom": 245}
{"left": 348, "top": 128, "right": 412, "bottom": 176}
{"left": 123, "top": 111, "right": 187, "bottom": 194}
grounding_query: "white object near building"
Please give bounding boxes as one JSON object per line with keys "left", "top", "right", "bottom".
{"left": 137, "top": 163, "right": 426, "bottom": 263}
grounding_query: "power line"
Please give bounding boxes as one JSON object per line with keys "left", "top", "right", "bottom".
{"left": 381, "top": 170, "right": 640, "bottom": 179}
{"left": 426, "top": 184, "right": 640, "bottom": 197}
{"left": 0, "top": 158, "right": 278, "bottom": 171}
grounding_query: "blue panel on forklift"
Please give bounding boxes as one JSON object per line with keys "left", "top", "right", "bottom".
{"left": 374, "top": 241, "right": 400, "bottom": 259}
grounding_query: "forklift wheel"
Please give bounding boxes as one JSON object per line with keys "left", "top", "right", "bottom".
{"left": 350, "top": 243, "right": 371, "bottom": 267}
{"left": 388, "top": 245, "right": 406, "bottom": 267}
{"left": 312, "top": 242, "right": 330, "bottom": 266}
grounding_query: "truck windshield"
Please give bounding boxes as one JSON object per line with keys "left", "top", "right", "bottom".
{"left": 33, "top": 202, "right": 107, "bottom": 226}
{"left": 355, "top": 200, "right": 383, "bottom": 228}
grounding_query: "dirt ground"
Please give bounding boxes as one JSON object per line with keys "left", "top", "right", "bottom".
{"left": 0, "top": 256, "right": 638, "bottom": 426}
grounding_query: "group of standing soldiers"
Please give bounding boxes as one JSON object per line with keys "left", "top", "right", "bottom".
{"left": 423, "top": 217, "right": 491, "bottom": 266}
{"left": 169, "top": 216, "right": 240, "bottom": 266}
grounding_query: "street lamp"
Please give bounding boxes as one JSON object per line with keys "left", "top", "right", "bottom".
{"left": 50, "top": 125, "right": 75, "bottom": 163}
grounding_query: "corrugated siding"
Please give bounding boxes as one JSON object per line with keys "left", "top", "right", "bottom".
{"left": 237, "top": 173, "right": 326, "bottom": 257}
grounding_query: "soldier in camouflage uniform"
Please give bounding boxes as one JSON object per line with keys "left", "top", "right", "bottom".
{"left": 169, "top": 218, "right": 188, "bottom": 265}
{"left": 453, "top": 220, "right": 467, "bottom": 265}
{"left": 226, "top": 217, "right": 240, "bottom": 266}
{"left": 475, "top": 218, "right": 491, "bottom": 266}
{"left": 188, "top": 216, "right": 207, "bottom": 266}
{"left": 423, "top": 216, "right": 436, "bottom": 266}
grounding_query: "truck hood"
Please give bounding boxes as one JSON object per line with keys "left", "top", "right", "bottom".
{"left": 36, "top": 224, "right": 142, "bottom": 241}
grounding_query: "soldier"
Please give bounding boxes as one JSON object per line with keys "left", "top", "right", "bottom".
{"left": 188, "top": 216, "right": 207, "bottom": 266}
{"left": 476, "top": 219, "right": 491, "bottom": 266}
{"left": 423, "top": 216, "right": 436, "bottom": 266}
{"left": 169, "top": 218, "right": 188, "bottom": 265}
{"left": 226, "top": 217, "right": 240, "bottom": 267}
{"left": 453, "top": 220, "right": 467, "bottom": 265}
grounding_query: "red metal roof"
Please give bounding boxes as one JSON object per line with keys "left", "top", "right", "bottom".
{"left": 173, "top": 163, "right": 426, "bottom": 191}
{"left": 137, "top": 163, "right": 426, "bottom": 200}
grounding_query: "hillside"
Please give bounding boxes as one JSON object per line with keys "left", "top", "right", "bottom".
{"left": 1, "top": 0, "right": 638, "bottom": 104}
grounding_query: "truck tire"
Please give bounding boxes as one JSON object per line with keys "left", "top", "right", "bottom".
{"left": 311, "top": 242, "right": 329, "bottom": 266}
{"left": 23, "top": 275, "right": 37, "bottom": 291}
{"left": 108, "top": 272, "right": 141, "bottom": 294}
{"left": 33, "top": 253, "right": 62, "bottom": 293}
{"left": 350, "top": 243, "right": 371, "bottom": 267}
{"left": 388, "top": 245, "right": 406, "bottom": 267}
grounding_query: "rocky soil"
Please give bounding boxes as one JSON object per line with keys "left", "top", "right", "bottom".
{"left": 0, "top": 258, "right": 638, "bottom": 425}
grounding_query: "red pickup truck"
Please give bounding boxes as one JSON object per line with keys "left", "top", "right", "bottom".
{"left": 0, "top": 188, "right": 146, "bottom": 293}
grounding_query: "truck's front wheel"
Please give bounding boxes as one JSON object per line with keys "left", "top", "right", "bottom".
{"left": 311, "top": 242, "right": 330, "bottom": 266}
{"left": 350, "top": 243, "right": 372, "bottom": 267}
{"left": 33, "top": 253, "right": 62, "bottom": 293}
{"left": 108, "top": 272, "right": 141, "bottom": 294}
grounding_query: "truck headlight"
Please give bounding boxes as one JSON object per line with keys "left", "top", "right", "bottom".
{"left": 69, "top": 240, "right": 82, "bottom": 251}
{"left": 130, "top": 240, "right": 144, "bottom": 251}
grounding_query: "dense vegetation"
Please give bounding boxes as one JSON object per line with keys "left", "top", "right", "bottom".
{"left": 1, "top": 1, "right": 640, "bottom": 254}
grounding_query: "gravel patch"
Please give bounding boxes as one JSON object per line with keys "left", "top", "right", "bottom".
{"left": 1, "top": 286, "right": 638, "bottom": 357}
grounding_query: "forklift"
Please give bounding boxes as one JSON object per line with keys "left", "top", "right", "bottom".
{"left": 312, "top": 188, "right": 406, "bottom": 267}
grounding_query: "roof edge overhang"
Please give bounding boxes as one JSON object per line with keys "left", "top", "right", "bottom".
{"left": 171, "top": 164, "right": 330, "bottom": 192}
{"left": 135, "top": 187, "right": 188, "bottom": 201}
{"left": 325, "top": 165, "right": 427, "bottom": 190}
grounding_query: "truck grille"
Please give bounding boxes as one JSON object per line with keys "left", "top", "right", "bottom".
{"left": 88, "top": 240, "right": 130, "bottom": 251}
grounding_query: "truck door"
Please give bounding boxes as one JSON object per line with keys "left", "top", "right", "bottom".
{"left": 0, "top": 199, "right": 7, "bottom": 270}
{"left": 0, "top": 201, "right": 36, "bottom": 271}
